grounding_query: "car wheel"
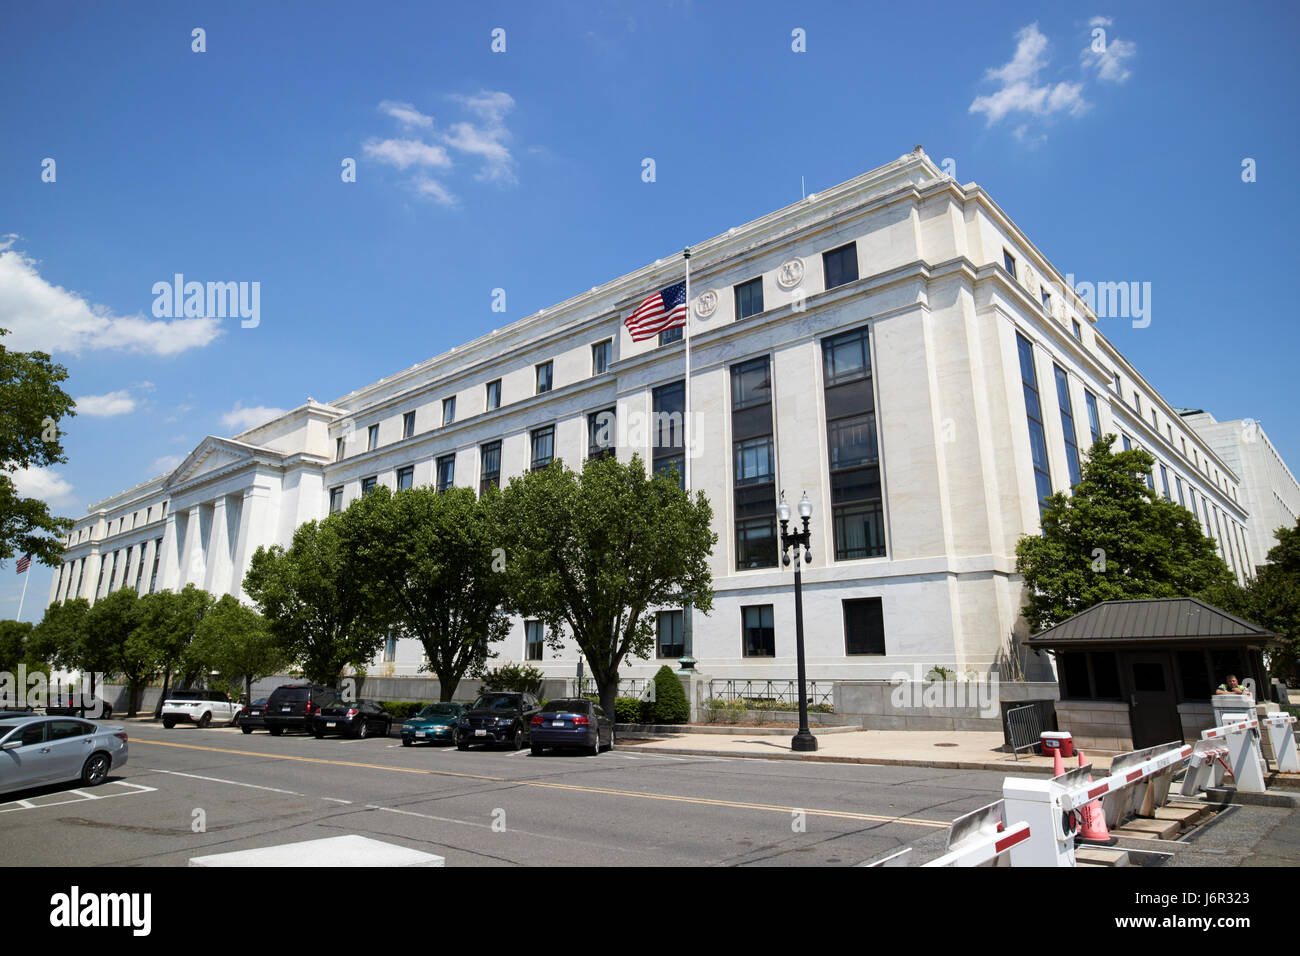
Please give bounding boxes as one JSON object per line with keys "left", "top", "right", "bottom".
{"left": 197, "top": 712, "right": 211, "bottom": 729}
{"left": 356, "top": 719, "right": 369, "bottom": 739}
{"left": 162, "top": 718, "right": 175, "bottom": 729}
{"left": 241, "top": 726, "right": 254, "bottom": 735}
{"left": 530, "top": 744, "right": 543, "bottom": 756}
{"left": 100, "top": 704, "right": 113, "bottom": 720}
{"left": 456, "top": 739, "right": 469, "bottom": 751}
{"left": 313, "top": 727, "right": 325, "bottom": 739}
{"left": 513, "top": 725, "right": 524, "bottom": 750}
{"left": 402, "top": 737, "right": 412, "bottom": 747}
{"left": 605, "top": 725, "right": 614, "bottom": 751}
{"left": 81, "top": 753, "right": 110, "bottom": 786}
{"left": 587, "top": 732, "right": 600, "bottom": 757}
{"left": 268, "top": 726, "right": 282, "bottom": 736}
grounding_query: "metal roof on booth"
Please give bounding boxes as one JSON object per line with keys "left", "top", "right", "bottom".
{"left": 1026, "top": 598, "right": 1280, "bottom": 648}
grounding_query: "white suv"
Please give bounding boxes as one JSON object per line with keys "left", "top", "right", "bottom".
{"left": 161, "top": 690, "right": 241, "bottom": 728}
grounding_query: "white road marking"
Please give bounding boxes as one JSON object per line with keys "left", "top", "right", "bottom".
{"left": 68, "top": 789, "right": 100, "bottom": 799}
{"left": 322, "top": 797, "right": 352, "bottom": 804}
{"left": 149, "top": 769, "right": 302, "bottom": 795}
{"left": 0, "top": 781, "right": 156, "bottom": 814}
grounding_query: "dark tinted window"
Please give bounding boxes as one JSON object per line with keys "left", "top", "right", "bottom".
{"left": 1059, "top": 653, "right": 1091, "bottom": 698}
{"left": 473, "top": 694, "right": 523, "bottom": 710}
{"left": 1091, "top": 653, "right": 1121, "bottom": 699}
{"left": 823, "top": 243, "right": 858, "bottom": 290}
{"left": 543, "top": 699, "right": 592, "bottom": 714}
{"left": 843, "top": 598, "right": 885, "bottom": 655}
{"left": 48, "top": 720, "right": 92, "bottom": 741}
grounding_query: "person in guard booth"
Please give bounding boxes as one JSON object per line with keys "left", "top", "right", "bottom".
{"left": 1215, "top": 675, "right": 1252, "bottom": 697}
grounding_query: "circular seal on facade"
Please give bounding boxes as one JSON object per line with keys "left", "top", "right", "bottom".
{"left": 694, "top": 289, "right": 718, "bottom": 319}
{"left": 776, "top": 257, "right": 805, "bottom": 290}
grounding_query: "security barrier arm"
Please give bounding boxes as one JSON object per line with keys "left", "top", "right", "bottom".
{"left": 1263, "top": 713, "right": 1299, "bottom": 774}
{"left": 1202, "top": 716, "right": 1266, "bottom": 792}
{"left": 922, "top": 799, "right": 1031, "bottom": 868}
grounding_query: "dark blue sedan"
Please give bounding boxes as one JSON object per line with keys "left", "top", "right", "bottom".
{"left": 529, "top": 699, "right": 613, "bottom": 756}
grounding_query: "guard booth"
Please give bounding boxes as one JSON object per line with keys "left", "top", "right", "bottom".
{"left": 1027, "top": 599, "right": 1278, "bottom": 751}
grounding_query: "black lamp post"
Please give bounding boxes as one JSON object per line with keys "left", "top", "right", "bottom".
{"left": 779, "top": 491, "right": 817, "bottom": 752}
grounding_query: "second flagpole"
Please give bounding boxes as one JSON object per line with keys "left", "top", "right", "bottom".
{"left": 683, "top": 247, "right": 691, "bottom": 492}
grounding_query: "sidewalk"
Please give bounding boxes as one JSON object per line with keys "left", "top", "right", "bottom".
{"left": 620, "top": 728, "right": 1111, "bottom": 775}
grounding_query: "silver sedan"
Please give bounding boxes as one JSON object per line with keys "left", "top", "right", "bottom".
{"left": 0, "top": 715, "right": 128, "bottom": 796}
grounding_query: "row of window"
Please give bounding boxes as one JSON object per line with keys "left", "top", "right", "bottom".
{"left": 71, "top": 501, "right": 169, "bottom": 547}
{"left": 514, "top": 597, "right": 886, "bottom": 662}
{"left": 55, "top": 537, "right": 164, "bottom": 603}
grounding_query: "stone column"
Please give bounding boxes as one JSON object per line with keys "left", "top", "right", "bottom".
{"left": 205, "top": 497, "right": 231, "bottom": 595}
{"left": 231, "top": 487, "right": 271, "bottom": 602}
{"left": 179, "top": 505, "right": 204, "bottom": 588}
{"left": 137, "top": 538, "right": 157, "bottom": 594}
{"left": 158, "top": 512, "right": 181, "bottom": 592}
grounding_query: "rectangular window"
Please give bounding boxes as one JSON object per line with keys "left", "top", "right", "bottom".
{"left": 1053, "top": 365, "right": 1081, "bottom": 487}
{"left": 486, "top": 379, "right": 501, "bottom": 410}
{"left": 122, "top": 546, "right": 133, "bottom": 591}
{"left": 731, "top": 357, "right": 777, "bottom": 570}
{"left": 1112, "top": 372, "right": 1121, "bottom": 394}
{"left": 442, "top": 397, "right": 456, "bottom": 426}
{"left": 436, "top": 455, "right": 455, "bottom": 492}
{"left": 1071, "top": 319, "right": 1082, "bottom": 341}
{"left": 335, "top": 437, "right": 345, "bottom": 460}
{"left": 479, "top": 441, "right": 501, "bottom": 495}
{"left": 734, "top": 277, "right": 764, "bottom": 319}
{"left": 361, "top": 476, "right": 377, "bottom": 496}
{"left": 1084, "top": 390, "right": 1101, "bottom": 443}
{"left": 149, "top": 542, "right": 162, "bottom": 594}
{"left": 823, "top": 327, "right": 885, "bottom": 559}
{"left": 367, "top": 424, "right": 379, "bottom": 452}
{"left": 134, "top": 548, "right": 145, "bottom": 592}
{"left": 588, "top": 407, "right": 616, "bottom": 460}
{"left": 823, "top": 242, "right": 858, "bottom": 290}
{"left": 657, "top": 610, "right": 685, "bottom": 659}
{"left": 1040, "top": 290, "right": 1052, "bottom": 311}
{"left": 1160, "top": 464, "right": 1171, "bottom": 501}
{"left": 652, "top": 380, "right": 685, "bottom": 488}
{"left": 1017, "top": 334, "right": 1053, "bottom": 519}
{"left": 403, "top": 411, "right": 415, "bottom": 439}
{"left": 536, "top": 361, "right": 553, "bottom": 394}
{"left": 384, "top": 632, "right": 397, "bottom": 664}
{"left": 329, "top": 486, "right": 344, "bottom": 513}
{"left": 530, "top": 426, "right": 554, "bottom": 471}
{"left": 659, "top": 325, "right": 683, "bottom": 346}
{"left": 741, "top": 605, "right": 775, "bottom": 658}
{"left": 1175, "top": 475, "right": 1185, "bottom": 508}
{"left": 396, "top": 465, "right": 414, "bottom": 491}
{"left": 525, "top": 620, "right": 544, "bottom": 661}
{"left": 1003, "top": 250, "right": 1017, "bottom": 278}
{"left": 592, "top": 340, "right": 611, "bottom": 375}
{"left": 844, "top": 598, "right": 885, "bottom": 655}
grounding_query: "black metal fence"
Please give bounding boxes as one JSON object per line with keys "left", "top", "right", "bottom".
{"left": 1003, "top": 699, "right": 1058, "bottom": 759}
{"left": 706, "top": 679, "right": 834, "bottom": 709}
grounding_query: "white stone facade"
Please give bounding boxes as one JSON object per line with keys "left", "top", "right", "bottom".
{"left": 1181, "top": 410, "right": 1300, "bottom": 567}
{"left": 48, "top": 149, "right": 1254, "bottom": 683}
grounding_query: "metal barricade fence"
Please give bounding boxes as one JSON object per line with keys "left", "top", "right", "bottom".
{"left": 1005, "top": 702, "right": 1044, "bottom": 760}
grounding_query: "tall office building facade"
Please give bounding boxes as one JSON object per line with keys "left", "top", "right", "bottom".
{"left": 49, "top": 149, "right": 1254, "bottom": 681}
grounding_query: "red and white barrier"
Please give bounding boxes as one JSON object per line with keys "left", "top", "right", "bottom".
{"left": 1003, "top": 742, "right": 1191, "bottom": 867}
{"left": 922, "top": 800, "right": 1030, "bottom": 867}
{"left": 1201, "top": 714, "right": 1266, "bottom": 792}
{"left": 1263, "top": 713, "right": 1299, "bottom": 774}
{"left": 1180, "top": 740, "right": 1230, "bottom": 796}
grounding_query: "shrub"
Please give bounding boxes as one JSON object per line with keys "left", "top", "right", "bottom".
{"left": 379, "top": 701, "right": 424, "bottom": 720}
{"left": 648, "top": 666, "right": 689, "bottom": 724}
{"left": 479, "top": 662, "right": 544, "bottom": 695}
{"left": 614, "top": 696, "right": 645, "bottom": 724}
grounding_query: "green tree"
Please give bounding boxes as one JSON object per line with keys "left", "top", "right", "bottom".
{"left": 498, "top": 454, "right": 715, "bottom": 716}
{"left": 32, "top": 598, "right": 99, "bottom": 705}
{"left": 134, "top": 585, "right": 216, "bottom": 714}
{"left": 0, "top": 328, "right": 77, "bottom": 569}
{"left": 340, "top": 485, "right": 511, "bottom": 701}
{"left": 651, "top": 664, "right": 690, "bottom": 724}
{"left": 1016, "top": 436, "right": 1235, "bottom": 632}
{"left": 0, "top": 619, "right": 35, "bottom": 675}
{"left": 243, "top": 514, "right": 385, "bottom": 686}
{"left": 1235, "top": 520, "right": 1300, "bottom": 681}
{"left": 191, "top": 594, "right": 287, "bottom": 701}
{"left": 88, "top": 588, "right": 156, "bottom": 716}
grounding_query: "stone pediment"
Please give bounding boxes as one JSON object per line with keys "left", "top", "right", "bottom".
{"left": 165, "top": 437, "right": 281, "bottom": 490}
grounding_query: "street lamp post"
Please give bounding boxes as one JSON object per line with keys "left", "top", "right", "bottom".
{"left": 778, "top": 491, "right": 817, "bottom": 753}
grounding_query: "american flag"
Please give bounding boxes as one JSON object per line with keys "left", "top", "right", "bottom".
{"left": 15, "top": 553, "right": 31, "bottom": 574}
{"left": 624, "top": 280, "right": 687, "bottom": 342}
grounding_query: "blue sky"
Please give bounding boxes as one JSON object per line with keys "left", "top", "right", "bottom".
{"left": 2, "top": 1, "right": 1298, "bottom": 618}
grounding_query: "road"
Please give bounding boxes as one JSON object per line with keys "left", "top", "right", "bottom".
{"left": 1, "top": 721, "right": 1013, "bottom": 866}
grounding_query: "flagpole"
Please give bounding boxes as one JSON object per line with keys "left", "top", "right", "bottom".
{"left": 15, "top": 566, "right": 30, "bottom": 622}
{"left": 683, "top": 247, "right": 692, "bottom": 492}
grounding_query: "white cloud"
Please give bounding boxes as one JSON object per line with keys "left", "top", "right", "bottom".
{"left": 970, "top": 24, "right": 1089, "bottom": 129}
{"left": 221, "top": 402, "right": 287, "bottom": 433}
{"left": 0, "top": 238, "right": 223, "bottom": 357}
{"left": 150, "top": 455, "right": 183, "bottom": 474}
{"left": 1081, "top": 24, "right": 1136, "bottom": 84}
{"left": 444, "top": 91, "right": 517, "bottom": 184}
{"left": 75, "top": 389, "right": 137, "bottom": 417}
{"left": 379, "top": 100, "right": 433, "bottom": 128}
{"left": 362, "top": 137, "right": 452, "bottom": 170}
{"left": 9, "top": 465, "right": 76, "bottom": 508}
{"left": 413, "top": 176, "right": 457, "bottom": 207}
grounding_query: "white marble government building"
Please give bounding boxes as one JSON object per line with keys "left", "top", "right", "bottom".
{"left": 48, "top": 148, "right": 1258, "bottom": 683}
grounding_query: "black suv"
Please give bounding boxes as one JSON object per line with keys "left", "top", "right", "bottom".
{"left": 263, "top": 684, "right": 340, "bottom": 736}
{"left": 457, "top": 692, "right": 541, "bottom": 750}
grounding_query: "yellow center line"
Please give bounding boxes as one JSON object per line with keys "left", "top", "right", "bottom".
{"left": 132, "top": 737, "right": 949, "bottom": 829}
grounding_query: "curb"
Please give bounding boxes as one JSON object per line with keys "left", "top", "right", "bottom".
{"left": 618, "top": 742, "right": 1059, "bottom": 775}
{"left": 1203, "top": 787, "right": 1300, "bottom": 809}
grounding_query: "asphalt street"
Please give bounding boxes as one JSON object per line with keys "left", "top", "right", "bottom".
{"left": 2, "top": 721, "right": 1296, "bottom": 867}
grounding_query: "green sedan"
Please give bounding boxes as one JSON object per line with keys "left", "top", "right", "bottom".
{"left": 401, "top": 703, "right": 466, "bottom": 746}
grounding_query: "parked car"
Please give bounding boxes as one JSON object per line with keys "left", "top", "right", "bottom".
{"left": 0, "top": 714, "right": 128, "bottom": 795}
{"left": 310, "top": 699, "right": 392, "bottom": 739}
{"left": 238, "top": 697, "right": 269, "bottom": 734}
{"left": 161, "top": 689, "right": 241, "bottom": 729}
{"left": 263, "top": 684, "right": 340, "bottom": 736}
{"left": 529, "top": 698, "right": 613, "bottom": 756}
{"left": 456, "top": 692, "right": 541, "bottom": 750}
{"left": 401, "top": 702, "right": 465, "bottom": 746}
{"left": 45, "top": 689, "right": 112, "bottom": 719}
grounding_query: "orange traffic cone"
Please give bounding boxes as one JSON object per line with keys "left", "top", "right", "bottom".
{"left": 1075, "top": 750, "right": 1117, "bottom": 846}
{"left": 1052, "top": 748, "right": 1064, "bottom": 777}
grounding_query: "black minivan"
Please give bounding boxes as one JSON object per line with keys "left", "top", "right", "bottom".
{"left": 263, "top": 684, "right": 340, "bottom": 736}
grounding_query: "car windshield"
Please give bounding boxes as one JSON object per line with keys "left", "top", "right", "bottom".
{"left": 473, "top": 695, "right": 521, "bottom": 711}
{"left": 416, "top": 705, "right": 460, "bottom": 718}
{"left": 543, "top": 700, "right": 590, "bottom": 714}
{"left": 168, "top": 692, "right": 202, "bottom": 700}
